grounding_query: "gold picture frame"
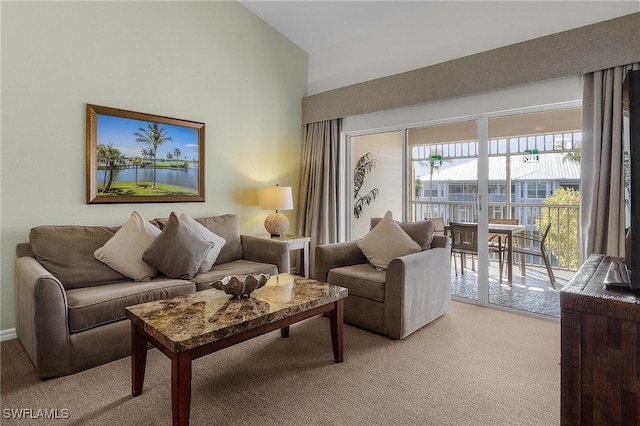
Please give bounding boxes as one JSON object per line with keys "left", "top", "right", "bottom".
{"left": 86, "top": 104, "right": 205, "bottom": 204}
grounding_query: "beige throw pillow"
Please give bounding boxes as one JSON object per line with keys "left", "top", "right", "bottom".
{"left": 357, "top": 210, "right": 421, "bottom": 271}
{"left": 94, "top": 211, "right": 161, "bottom": 281}
{"left": 180, "top": 213, "right": 226, "bottom": 273}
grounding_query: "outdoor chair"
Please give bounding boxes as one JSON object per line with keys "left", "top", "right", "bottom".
{"left": 512, "top": 223, "right": 556, "bottom": 288}
{"left": 488, "top": 218, "right": 519, "bottom": 275}
{"left": 425, "top": 217, "right": 445, "bottom": 236}
{"left": 450, "top": 222, "right": 506, "bottom": 283}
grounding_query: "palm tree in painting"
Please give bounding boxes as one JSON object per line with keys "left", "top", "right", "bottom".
{"left": 166, "top": 152, "right": 173, "bottom": 165}
{"left": 129, "top": 156, "right": 143, "bottom": 186}
{"left": 173, "top": 147, "right": 181, "bottom": 167}
{"left": 141, "top": 148, "right": 153, "bottom": 166}
{"left": 97, "top": 144, "right": 125, "bottom": 193}
{"left": 133, "top": 123, "right": 173, "bottom": 189}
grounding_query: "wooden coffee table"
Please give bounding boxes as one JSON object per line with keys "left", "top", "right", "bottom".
{"left": 125, "top": 274, "right": 348, "bottom": 426}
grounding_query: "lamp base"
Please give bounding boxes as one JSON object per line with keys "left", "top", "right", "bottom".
{"left": 265, "top": 212, "right": 289, "bottom": 237}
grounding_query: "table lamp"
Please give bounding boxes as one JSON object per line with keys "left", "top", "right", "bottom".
{"left": 261, "top": 185, "right": 293, "bottom": 237}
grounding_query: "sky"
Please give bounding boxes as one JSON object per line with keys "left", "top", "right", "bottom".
{"left": 96, "top": 114, "right": 200, "bottom": 161}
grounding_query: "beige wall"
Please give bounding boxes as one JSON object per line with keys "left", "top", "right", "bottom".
{"left": 0, "top": 1, "right": 307, "bottom": 332}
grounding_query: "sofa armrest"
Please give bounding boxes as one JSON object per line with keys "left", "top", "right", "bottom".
{"left": 240, "top": 235, "right": 290, "bottom": 275}
{"left": 314, "top": 241, "right": 368, "bottom": 283}
{"left": 384, "top": 242, "right": 452, "bottom": 339}
{"left": 15, "top": 256, "right": 71, "bottom": 378}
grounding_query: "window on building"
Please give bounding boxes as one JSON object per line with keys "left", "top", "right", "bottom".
{"left": 449, "top": 184, "right": 478, "bottom": 202}
{"left": 527, "top": 182, "right": 547, "bottom": 199}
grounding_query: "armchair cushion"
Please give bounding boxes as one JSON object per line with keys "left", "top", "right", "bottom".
{"left": 328, "top": 264, "right": 386, "bottom": 302}
{"left": 142, "top": 212, "right": 214, "bottom": 280}
{"left": 357, "top": 211, "right": 421, "bottom": 270}
{"left": 94, "top": 211, "right": 161, "bottom": 282}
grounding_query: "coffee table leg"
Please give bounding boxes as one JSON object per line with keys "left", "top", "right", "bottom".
{"left": 131, "top": 322, "right": 147, "bottom": 397}
{"left": 329, "top": 299, "right": 344, "bottom": 363}
{"left": 280, "top": 326, "right": 290, "bottom": 338}
{"left": 171, "top": 351, "right": 192, "bottom": 426}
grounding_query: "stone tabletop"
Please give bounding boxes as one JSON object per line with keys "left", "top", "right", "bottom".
{"left": 125, "top": 274, "right": 348, "bottom": 353}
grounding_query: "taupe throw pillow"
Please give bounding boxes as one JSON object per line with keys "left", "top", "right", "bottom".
{"left": 94, "top": 211, "right": 161, "bottom": 282}
{"left": 358, "top": 211, "right": 421, "bottom": 271}
{"left": 143, "top": 212, "right": 214, "bottom": 280}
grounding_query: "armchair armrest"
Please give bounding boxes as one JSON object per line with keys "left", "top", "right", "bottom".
{"left": 240, "top": 235, "right": 290, "bottom": 275}
{"left": 314, "top": 241, "right": 368, "bottom": 283}
{"left": 384, "top": 242, "right": 451, "bottom": 339}
{"left": 15, "top": 256, "right": 71, "bottom": 378}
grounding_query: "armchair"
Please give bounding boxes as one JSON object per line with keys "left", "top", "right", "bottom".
{"left": 314, "top": 229, "right": 451, "bottom": 340}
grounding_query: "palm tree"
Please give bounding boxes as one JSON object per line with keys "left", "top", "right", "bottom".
{"left": 166, "top": 152, "right": 173, "bottom": 165}
{"left": 173, "top": 147, "right": 181, "bottom": 167}
{"left": 562, "top": 142, "right": 581, "bottom": 164}
{"left": 97, "top": 144, "right": 125, "bottom": 193}
{"left": 353, "top": 152, "right": 379, "bottom": 219}
{"left": 416, "top": 148, "right": 448, "bottom": 203}
{"left": 133, "top": 123, "right": 173, "bottom": 188}
{"left": 129, "top": 156, "right": 143, "bottom": 185}
{"left": 426, "top": 149, "right": 445, "bottom": 203}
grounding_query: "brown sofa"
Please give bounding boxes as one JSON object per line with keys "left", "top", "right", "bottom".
{"left": 14, "top": 214, "right": 290, "bottom": 379}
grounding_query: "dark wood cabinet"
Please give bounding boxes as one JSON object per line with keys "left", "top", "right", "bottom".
{"left": 560, "top": 254, "right": 640, "bottom": 425}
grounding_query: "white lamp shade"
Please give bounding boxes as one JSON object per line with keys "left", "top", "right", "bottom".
{"left": 261, "top": 186, "right": 293, "bottom": 211}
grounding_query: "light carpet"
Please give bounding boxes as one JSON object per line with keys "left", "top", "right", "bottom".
{"left": 0, "top": 301, "right": 560, "bottom": 425}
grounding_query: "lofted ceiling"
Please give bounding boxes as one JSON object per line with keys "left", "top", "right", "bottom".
{"left": 238, "top": 1, "right": 436, "bottom": 53}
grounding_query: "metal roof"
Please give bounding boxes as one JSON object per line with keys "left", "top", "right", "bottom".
{"left": 418, "top": 153, "right": 580, "bottom": 183}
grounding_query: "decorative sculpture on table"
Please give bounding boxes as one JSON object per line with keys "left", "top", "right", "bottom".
{"left": 209, "top": 274, "right": 270, "bottom": 299}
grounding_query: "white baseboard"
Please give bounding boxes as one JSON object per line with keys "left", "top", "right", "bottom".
{"left": 0, "top": 328, "right": 17, "bottom": 342}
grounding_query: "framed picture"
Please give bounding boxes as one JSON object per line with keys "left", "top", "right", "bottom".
{"left": 86, "top": 104, "right": 205, "bottom": 204}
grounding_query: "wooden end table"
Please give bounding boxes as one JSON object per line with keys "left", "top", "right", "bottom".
{"left": 265, "top": 234, "right": 311, "bottom": 277}
{"left": 125, "top": 274, "right": 347, "bottom": 426}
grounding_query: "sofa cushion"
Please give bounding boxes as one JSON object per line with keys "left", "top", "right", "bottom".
{"left": 180, "top": 213, "right": 226, "bottom": 273}
{"left": 370, "top": 216, "right": 436, "bottom": 250}
{"left": 192, "top": 259, "right": 278, "bottom": 291}
{"left": 143, "top": 212, "right": 214, "bottom": 280}
{"left": 94, "top": 211, "right": 161, "bottom": 282}
{"left": 66, "top": 278, "right": 195, "bottom": 333}
{"left": 195, "top": 214, "right": 243, "bottom": 264}
{"left": 328, "top": 264, "right": 386, "bottom": 302}
{"left": 30, "top": 225, "right": 128, "bottom": 289}
{"left": 358, "top": 211, "right": 421, "bottom": 271}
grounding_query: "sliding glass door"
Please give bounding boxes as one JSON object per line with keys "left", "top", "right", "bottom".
{"left": 345, "top": 104, "right": 582, "bottom": 317}
{"left": 408, "top": 119, "right": 484, "bottom": 302}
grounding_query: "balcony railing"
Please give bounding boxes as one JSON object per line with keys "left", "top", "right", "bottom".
{"left": 414, "top": 200, "right": 580, "bottom": 272}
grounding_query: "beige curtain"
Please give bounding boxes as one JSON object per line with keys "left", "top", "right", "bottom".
{"left": 581, "top": 62, "right": 640, "bottom": 260}
{"left": 297, "top": 118, "right": 342, "bottom": 277}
